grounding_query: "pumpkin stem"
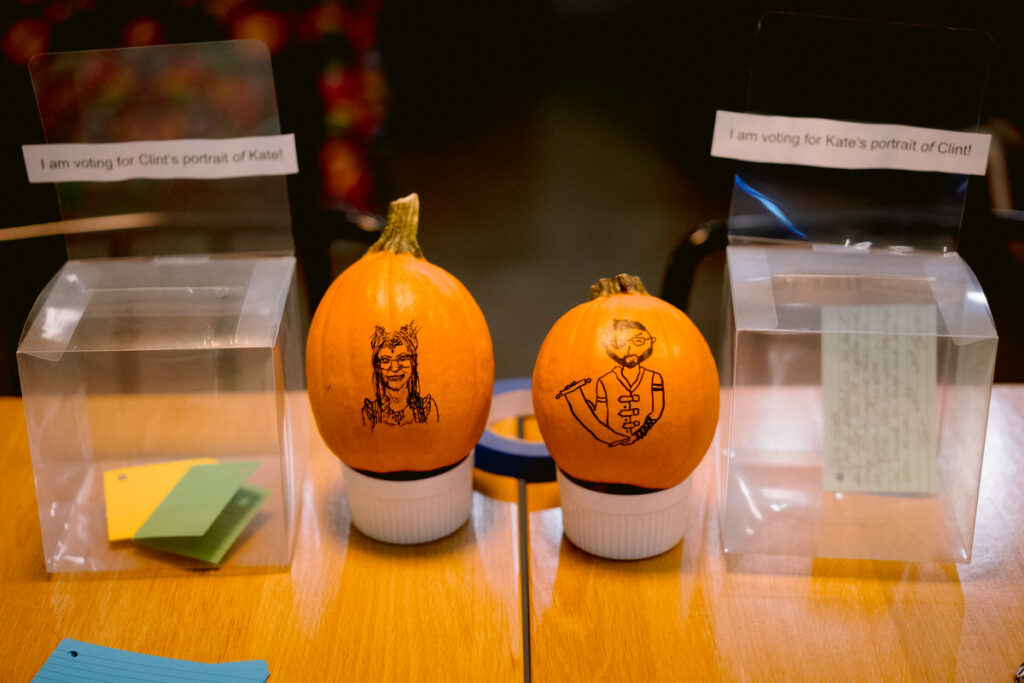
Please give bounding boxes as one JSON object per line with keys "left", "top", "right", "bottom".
{"left": 369, "top": 193, "right": 424, "bottom": 258}
{"left": 590, "top": 273, "right": 649, "bottom": 299}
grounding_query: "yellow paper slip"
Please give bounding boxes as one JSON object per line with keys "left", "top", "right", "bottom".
{"left": 103, "top": 459, "right": 218, "bottom": 541}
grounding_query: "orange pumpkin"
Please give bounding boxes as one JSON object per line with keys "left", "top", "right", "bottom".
{"left": 531, "top": 274, "right": 718, "bottom": 490}
{"left": 306, "top": 193, "right": 494, "bottom": 473}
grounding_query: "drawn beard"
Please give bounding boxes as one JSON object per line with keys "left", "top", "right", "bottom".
{"left": 610, "top": 345, "right": 652, "bottom": 369}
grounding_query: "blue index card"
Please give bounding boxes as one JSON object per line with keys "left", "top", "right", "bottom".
{"left": 32, "top": 638, "right": 269, "bottom": 682}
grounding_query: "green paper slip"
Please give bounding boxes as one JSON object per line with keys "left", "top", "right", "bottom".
{"left": 133, "top": 461, "right": 259, "bottom": 539}
{"left": 135, "top": 484, "right": 270, "bottom": 564}
{"left": 102, "top": 458, "right": 220, "bottom": 541}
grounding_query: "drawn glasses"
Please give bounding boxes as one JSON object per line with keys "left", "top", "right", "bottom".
{"left": 608, "top": 333, "right": 655, "bottom": 350}
{"left": 375, "top": 353, "right": 413, "bottom": 370}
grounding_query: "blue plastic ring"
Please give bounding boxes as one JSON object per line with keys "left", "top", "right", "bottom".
{"left": 474, "top": 377, "right": 555, "bottom": 482}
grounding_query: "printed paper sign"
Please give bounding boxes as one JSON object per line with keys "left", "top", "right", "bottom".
{"left": 22, "top": 134, "right": 298, "bottom": 183}
{"left": 711, "top": 111, "right": 990, "bottom": 176}
{"left": 821, "top": 304, "right": 938, "bottom": 494}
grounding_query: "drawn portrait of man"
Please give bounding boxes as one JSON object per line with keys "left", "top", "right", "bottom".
{"left": 556, "top": 319, "right": 665, "bottom": 447}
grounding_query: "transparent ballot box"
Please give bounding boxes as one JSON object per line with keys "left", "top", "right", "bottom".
{"left": 717, "top": 245, "right": 997, "bottom": 562}
{"left": 18, "top": 256, "right": 305, "bottom": 573}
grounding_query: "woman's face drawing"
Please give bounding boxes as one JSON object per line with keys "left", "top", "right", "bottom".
{"left": 376, "top": 343, "right": 413, "bottom": 390}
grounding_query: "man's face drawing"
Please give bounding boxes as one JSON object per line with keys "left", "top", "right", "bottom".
{"left": 604, "top": 321, "right": 655, "bottom": 368}
{"left": 375, "top": 343, "right": 413, "bottom": 390}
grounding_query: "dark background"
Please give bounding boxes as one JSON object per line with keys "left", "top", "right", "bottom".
{"left": 2, "top": 1, "right": 1022, "bottom": 391}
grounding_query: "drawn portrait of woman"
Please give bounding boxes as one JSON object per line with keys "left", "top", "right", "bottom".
{"left": 362, "top": 322, "right": 438, "bottom": 428}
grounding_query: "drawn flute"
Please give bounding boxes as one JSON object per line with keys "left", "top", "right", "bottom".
{"left": 555, "top": 378, "right": 591, "bottom": 400}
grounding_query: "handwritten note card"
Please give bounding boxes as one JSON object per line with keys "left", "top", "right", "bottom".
{"left": 821, "top": 304, "right": 938, "bottom": 494}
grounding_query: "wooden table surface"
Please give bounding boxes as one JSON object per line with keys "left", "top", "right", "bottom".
{"left": 527, "top": 384, "right": 1024, "bottom": 682}
{"left": 3, "top": 387, "right": 1023, "bottom": 681}
{"left": 0, "top": 396, "right": 524, "bottom": 681}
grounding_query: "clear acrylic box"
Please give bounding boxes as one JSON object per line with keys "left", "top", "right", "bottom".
{"left": 715, "top": 14, "right": 997, "bottom": 562}
{"left": 717, "top": 245, "right": 997, "bottom": 561}
{"left": 18, "top": 255, "right": 306, "bottom": 573}
{"left": 16, "top": 42, "right": 306, "bottom": 574}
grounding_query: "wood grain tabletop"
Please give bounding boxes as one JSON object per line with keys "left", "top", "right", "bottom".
{"left": 527, "top": 385, "right": 1024, "bottom": 682}
{"left": 3, "top": 387, "right": 1022, "bottom": 681}
{"left": 0, "top": 396, "right": 524, "bottom": 681}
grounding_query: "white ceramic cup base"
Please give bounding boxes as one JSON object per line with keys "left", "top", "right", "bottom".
{"left": 340, "top": 454, "right": 474, "bottom": 544}
{"left": 556, "top": 469, "right": 693, "bottom": 560}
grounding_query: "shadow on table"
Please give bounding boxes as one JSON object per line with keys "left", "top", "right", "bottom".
{"left": 344, "top": 521, "right": 477, "bottom": 559}
{"left": 713, "top": 554, "right": 965, "bottom": 679}
{"left": 554, "top": 535, "right": 686, "bottom": 577}
{"left": 722, "top": 552, "right": 962, "bottom": 584}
